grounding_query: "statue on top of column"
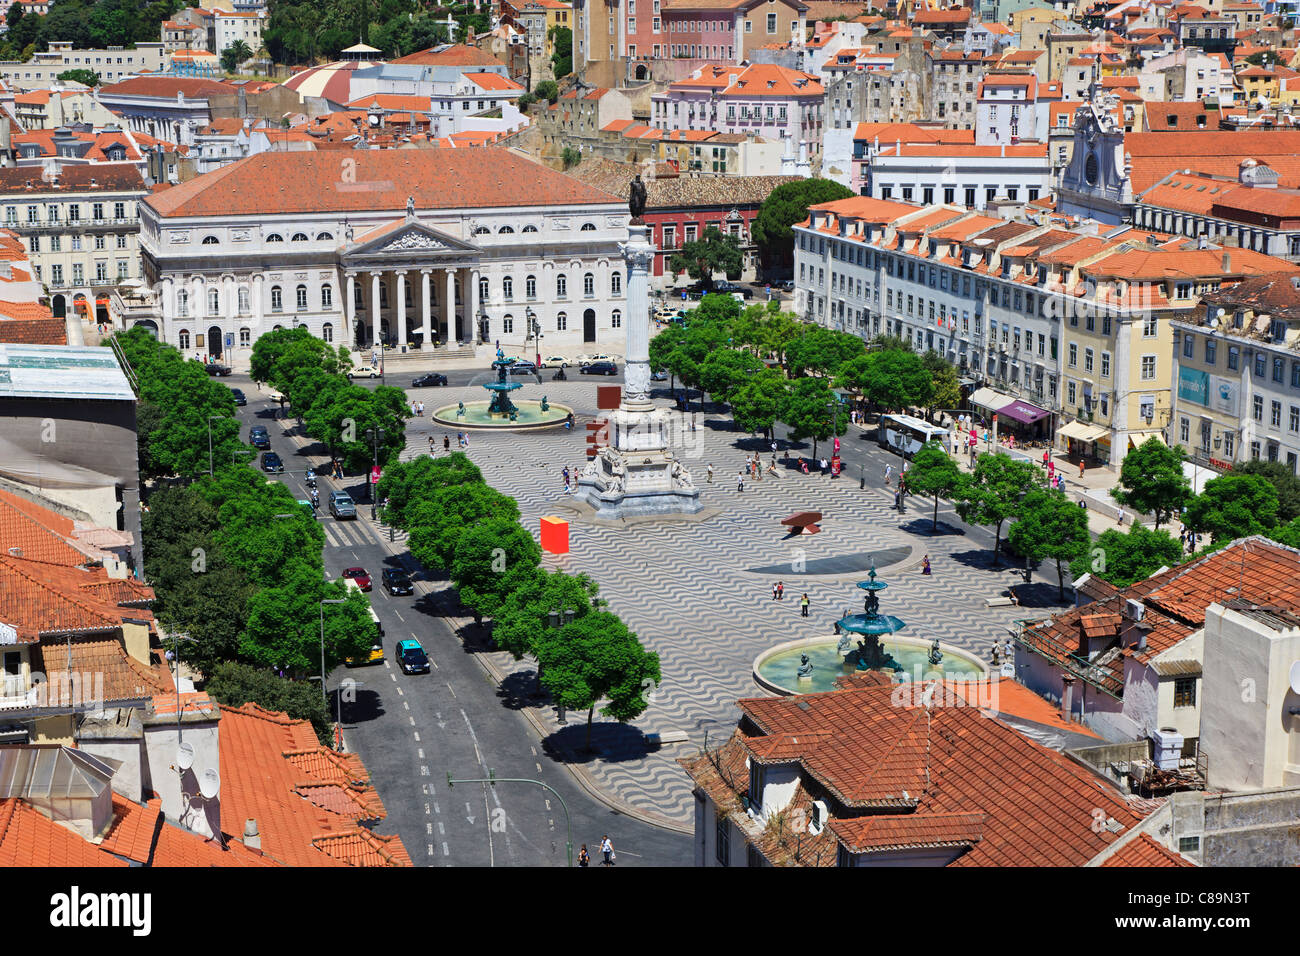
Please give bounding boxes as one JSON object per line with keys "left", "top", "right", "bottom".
{"left": 629, "top": 175, "right": 647, "bottom": 222}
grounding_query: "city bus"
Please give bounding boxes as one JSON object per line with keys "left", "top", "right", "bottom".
{"left": 877, "top": 414, "right": 951, "bottom": 458}
{"left": 343, "top": 578, "right": 385, "bottom": 666}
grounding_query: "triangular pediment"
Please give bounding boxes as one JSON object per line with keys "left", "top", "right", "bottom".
{"left": 342, "top": 218, "right": 479, "bottom": 261}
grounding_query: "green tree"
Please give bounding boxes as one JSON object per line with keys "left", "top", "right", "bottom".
{"left": 561, "top": 145, "right": 581, "bottom": 168}
{"left": 204, "top": 662, "right": 333, "bottom": 745}
{"left": 407, "top": 483, "right": 521, "bottom": 572}
{"left": 730, "top": 370, "right": 788, "bottom": 438}
{"left": 220, "top": 40, "right": 253, "bottom": 72}
{"left": 1068, "top": 524, "right": 1184, "bottom": 587}
{"left": 668, "top": 226, "right": 743, "bottom": 292}
{"left": 955, "top": 453, "right": 1043, "bottom": 564}
{"left": 837, "top": 348, "right": 933, "bottom": 411}
{"left": 783, "top": 375, "right": 844, "bottom": 458}
{"left": 491, "top": 569, "right": 603, "bottom": 662}
{"left": 904, "top": 440, "right": 963, "bottom": 530}
{"left": 783, "top": 326, "right": 865, "bottom": 378}
{"left": 57, "top": 68, "right": 99, "bottom": 87}
{"left": 241, "top": 567, "right": 373, "bottom": 675}
{"left": 648, "top": 323, "right": 686, "bottom": 390}
{"left": 1184, "top": 472, "right": 1280, "bottom": 544}
{"left": 922, "top": 350, "right": 961, "bottom": 418}
{"left": 751, "top": 178, "right": 853, "bottom": 274}
{"left": 534, "top": 79, "right": 559, "bottom": 103}
{"left": 1273, "top": 514, "right": 1300, "bottom": 549}
{"left": 450, "top": 518, "right": 541, "bottom": 622}
{"left": 692, "top": 291, "right": 744, "bottom": 326}
{"left": 549, "top": 24, "right": 572, "bottom": 77}
{"left": 534, "top": 610, "right": 660, "bottom": 750}
{"left": 1008, "top": 488, "right": 1092, "bottom": 597}
{"left": 1236, "top": 459, "right": 1300, "bottom": 523}
{"left": 1110, "top": 437, "right": 1190, "bottom": 528}
{"left": 377, "top": 452, "right": 483, "bottom": 528}
{"left": 698, "top": 347, "right": 762, "bottom": 406}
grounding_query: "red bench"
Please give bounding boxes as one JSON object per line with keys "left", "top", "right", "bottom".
{"left": 782, "top": 511, "right": 823, "bottom": 535}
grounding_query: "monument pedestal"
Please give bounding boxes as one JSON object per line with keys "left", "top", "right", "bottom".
{"left": 570, "top": 220, "right": 702, "bottom": 519}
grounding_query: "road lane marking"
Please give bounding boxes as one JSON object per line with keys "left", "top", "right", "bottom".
{"left": 442, "top": 842, "right": 449, "bottom": 856}
{"left": 404, "top": 700, "right": 410, "bottom": 710}
{"left": 394, "top": 610, "right": 405, "bottom": 623}
{"left": 417, "top": 748, "right": 424, "bottom": 759}
{"left": 446, "top": 682, "right": 457, "bottom": 699}
{"left": 438, "top": 822, "right": 445, "bottom": 836}
{"left": 413, "top": 732, "right": 420, "bottom": 742}
{"left": 395, "top": 686, "right": 404, "bottom": 697}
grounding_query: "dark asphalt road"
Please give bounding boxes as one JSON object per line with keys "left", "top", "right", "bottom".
{"left": 227, "top": 373, "right": 692, "bottom": 868}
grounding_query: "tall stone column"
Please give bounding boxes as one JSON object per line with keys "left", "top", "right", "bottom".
{"left": 370, "top": 271, "right": 382, "bottom": 348}
{"left": 421, "top": 269, "right": 432, "bottom": 345}
{"left": 395, "top": 270, "right": 408, "bottom": 347}
{"left": 470, "top": 267, "right": 480, "bottom": 344}
{"left": 253, "top": 274, "right": 264, "bottom": 330}
{"left": 620, "top": 223, "right": 655, "bottom": 411}
{"left": 445, "top": 268, "right": 457, "bottom": 347}
{"left": 345, "top": 272, "right": 356, "bottom": 348}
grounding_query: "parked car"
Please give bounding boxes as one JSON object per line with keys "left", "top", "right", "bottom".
{"left": 381, "top": 568, "right": 414, "bottom": 595}
{"left": 540, "top": 355, "right": 569, "bottom": 369}
{"left": 260, "top": 451, "right": 284, "bottom": 473}
{"left": 714, "top": 281, "right": 751, "bottom": 299}
{"left": 774, "top": 278, "right": 795, "bottom": 291}
{"left": 508, "top": 360, "right": 539, "bottom": 375}
{"left": 347, "top": 365, "right": 381, "bottom": 380}
{"left": 575, "top": 353, "right": 616, "bottom": 365}
{"left": 230, "top": 387, "right": 247, "bottom": 406}
{"left": 581, "top": 361, "right": 618, "bottom": 376}
{"left": 653, "top": 307, "right": 677, "bottom": 322}
{"left": 205, "top": 363, "right": 232, "bottom": 376}
{"left": 411, "top": 372, "right": 448, "bottom": 387}
{"left": 248, "top": 426, "right": 270, "bottom": 449}
{"left": 329, "top": 490, "right": 357, "bottom": 519}
{"left": 651, "top": 368, "right": 669, "bottom": 381}
{"left": 342, "top": 566, "right": 372, "bottom": 591}
{"left": 395, "top": 639, "right": 430, "bottom": 674}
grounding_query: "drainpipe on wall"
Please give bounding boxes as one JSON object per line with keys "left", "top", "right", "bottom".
{"left": 1061, "top": 674, "right": 1076, "bottom": 724}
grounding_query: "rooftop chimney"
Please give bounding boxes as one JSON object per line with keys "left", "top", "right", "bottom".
{"left": 243, "top": 818, "right": 263, "bottom": 855}
{"left": 1223, "top": 250, "right": 1231, "bottom": 272}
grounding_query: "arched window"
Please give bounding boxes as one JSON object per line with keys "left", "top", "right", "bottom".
{"left": 238, "top": 287, "right": 249, "bottom": 313}
{"left": 321, "top": 284, "right": 333, "bottom": 309}
{"left": 201, "top": 235, "right": 219, "bottom": 245}
{"left": 611, "top": 271, "right": 622, "bottom": 295}
{"left": 581, "top": 223, "right": 597, "bottom": 231}
{"left": 611, "top": 309, "right": 622, "bottom": 329}
{"left": 499, "top": 225, "right": 515, "bottom": 234}
{"left": 316, "top": 232, "right": 333, "bottom": 241}
{"left": 239, "top": 327, "right": 251, "bottom": 346}
{"left": 273, "top": 324, "right": 283, "bottom": 331}
{"left": 271, "top": 285, "right": 283, "bottom": 312}
{"left": 522, "top": 225, "right": 538, "bottom": 233}
{"left": 322, "top": 322, "right": 333, "bottom": 343}
{"left": 583, "top": 273, "right": 595, "bottom": 297}
{"left": 291, "top": 233, "right": 309, "bottom": 242}
{"left": 503, "top": 313, "right": 514, "bottom": 334}
{"left": 556, "top": 274, "right": 567, "bottom": 298}
{"left": 479, "top": 276, "right": 489, "bottom": 300}
{"left": 525, "top": 275, "right": 536, "bottom": 300}
{"left": 178, "top": 329, "right": 190, "bottom": 350}
{"left": 207, "top": 288, "right": 220, "bottom": 314}
{"left": 266, "top": 233, "right": 283, "bottom": 243}
{"left": 503, "top": 276, "right": 514, "bottom": 300}
{"left": 556, "top": 311, "right": 568, "bottom": 331}
{"left": 474, "top": 226, "right": 490, "bottom": 236}
{"left": 296, "top": 284, "right": 308, "bottom": 311}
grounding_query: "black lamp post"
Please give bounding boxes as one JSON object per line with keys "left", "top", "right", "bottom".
{"left": 546, "top": 606, "right": 575, "bottom": 720}
{"left": 365, "top": 426, "right": 385, "bottom": 518}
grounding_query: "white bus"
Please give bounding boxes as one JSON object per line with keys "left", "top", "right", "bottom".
{"left": 877, "top": 414, "right": 950, "bottom": 458}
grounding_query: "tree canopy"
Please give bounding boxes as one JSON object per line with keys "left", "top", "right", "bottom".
{"left": 955, "top": 453, "right": 1043, "bottom": 563}
{"left": 1235, "top": 459, "right": 1300, "bottom": 524}
{"left": 1183, "top": 472, "right": 1280, "bottom": 544}
{"left": 750, "top": 179, "right": 853, "bottom": 271}
{"left": 1110, "top": 437, "right": 1189, "bottom": 528}
{"left": 783, "top": 376, "right": 845, "bottom": 458}
{"left": 1008, "top": 488, "right": 1092, "bottom": 597}
{"left": 904, "top": 441, "right": 963, "bottom": 530}
{"left": 1068, "top": 524, "right": 1184, "bottom": 588}
{"left": 668, "top": 226, "right": 743, "bottom": 290}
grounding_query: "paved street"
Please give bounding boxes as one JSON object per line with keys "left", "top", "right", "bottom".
{"left": 229, "top": 375, "right": 691, "bottom": 866}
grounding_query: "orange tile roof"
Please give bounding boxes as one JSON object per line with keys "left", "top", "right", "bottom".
{"left": 853, "top": 122, "right": 974, "bottom": 145}
{"left": 144, "top": 150, "right": 619, "bottom": 219}
{"left": 878, "top": 143, "right": 1048, "bottom": 158}
{"left": 463, "top": 71, "right": 523, "bottom": 91}
{"left": 99, "top": 77, "right": 238, "bottom": 99}
{"left": 389, "top": 44, "right": 505, "bottom": 67}
{"left": 1102, "top": 832, "right": 1196, "bottom": 867}
{"left": 1125, "top": 130, "right": 1300, "bottom": 192}
{"left": 0, "top": 314, "right": 64, "bottom": 344}
{"left": 0, "top": 799, "right": 126, "bottom": 867}
{"left": 346, "top": 93, "right": 431, "bottom": 111}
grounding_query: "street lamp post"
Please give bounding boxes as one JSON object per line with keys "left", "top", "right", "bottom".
{"left": 364, "top": 427, "right": 386, "bottom": 518}
{"left": 448, "top": 770, "right": 573, "bottom": 868}
{"left": 545, "top": 607, "right": 575, "bottom": 720}
{"left": 320, "top": 598, "right": 346, "bottom": 746}
{"left": 206, "top": 415, "right": 224, "bottom": 477}
{"left": 168, "top": 633, "right": 197, "bottom": 745}
{"left": 526, "top": 308, "right": 538, "bottom": 367}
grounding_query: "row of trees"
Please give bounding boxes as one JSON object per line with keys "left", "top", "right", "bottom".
{"left": 377, "top": 455, "right": 661, "bottom": 748}
{"left": 249, "top": 327, "right": 407, "bottom": 471}
{"left": 2, "top": 0, "right": 183, "bottom": 62}
{"left": 648, "top": 294, "right": 960, "bottom": 456}
{"left": 264, "top": 0, "right": 487, "bottom": 64}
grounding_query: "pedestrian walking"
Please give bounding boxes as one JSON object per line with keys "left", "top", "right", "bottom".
{"left": 1078, "top": 459, "right": 1085, "bottom": 479}
{"left": 777, "top": 581, "right": 784, "bottom": 600}
{"left": 922, "top": 554, "right": 932, "bottom": 575}
{"left": 885, "top": 463, "right": 893, "bottom": 486}
{"left": 799, "top": 458, "right": 810, "bottom": 475}
{"left": 562, "top": 466, "right": 570, "bottom": 490}
{"left": 428, "top": 435, "right": 435, "bottom": 452}
{"left": 767, "top": 457, "right": 778, "bottom": 477}
{"left": 770, "top": 440, "right": 778, "bottom": 456}
{"left": 820, "top": 456, "right": 829, "bottom": 476}
{"left": 772, "top": 582, "right": 779, "bottom": 601}
{"left": 456, "top": 431, "right": 464, "bottom": 448}
{"left": 443, "top": 434, "right": 451, "bottom": 452}
{"left": 800, "top": 593, "right": 810, "bottom": 617}
{"left": 1042, "top": 449, "right": 1050, "bottom": 469}
{"left": 707, "top": 463, "right": 714, "bottom": 483}
{"left": 737, "top": 470, "right": 745, "bottom": 492}
{"left": 418, "top": 401, "right": 425, "bottom": 417}
{"left": 463, "top": 432, "right": 470, "bottom": 449}
{"left": 600, "top": 835, "right": 615, "bottom": 865}
{"left": 578, "top": 844, "right": 590, "bottom": 867}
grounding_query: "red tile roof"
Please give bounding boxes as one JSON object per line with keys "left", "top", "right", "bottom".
{"left": 143, "top": 150, "right": 620, "bottom": 219}
{"left": 390, "top": 44, "right": 506, "bottom": 67}
{"left": 1125, "top": 130, "right": 1300, "bottom": 191}
{"left": 99, "top": 77, "right": 238, "bottom": 99}
{"left": 1102, "top": 832, "right": 1196, "bottom": 867}
{"left": 0, "top": 798, "right": 126, "bottom": 867}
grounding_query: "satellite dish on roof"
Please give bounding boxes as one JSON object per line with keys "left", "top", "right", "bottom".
{"left": 175, "top": 742, "right": 194, "bottom": 771}
{"left": 1289, "top": 660, "right": 1300, "bottom": 695}
{"left": 199, "top": 768, "right": 220, "bottom": 800}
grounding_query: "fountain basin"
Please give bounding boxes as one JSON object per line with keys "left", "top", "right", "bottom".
{"left": 753, "top": 635, "right": 989, "bottom": 696}
{"left": 432, "top": 400, "right": 573, "bottom": 430}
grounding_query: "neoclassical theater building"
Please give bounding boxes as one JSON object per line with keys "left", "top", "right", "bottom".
{"left": 137, "top": 149, "right": 631, "bottom": 359}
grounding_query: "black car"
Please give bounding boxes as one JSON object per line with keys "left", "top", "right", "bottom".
{"left": 205, "top": 363, "right": 232, "bottom": 376}
{"left": 230, "top": 388, "right": 247, "bottom": 406}
{"left": 382, "top": 568, "right": 414, "bottom": 595}
{"left": 509, "top": 361, "right": 539, "bottom": 375}
{"left": 412, "top": 373, "right": 449, "bottom": 387}
{"left": 714, "top": 282, "right": 751, "bottom": 299}
{"left": 581, "top": 361, "right": 618, "bottom": 376}
{"left": 249, "top": 426, "right": 270, "bottom": 449}
{"left": 774, "top": 279, "right": 795, "bottom": 291}
{"left": 260, "top": 451, "right": 284, "bottom": 473}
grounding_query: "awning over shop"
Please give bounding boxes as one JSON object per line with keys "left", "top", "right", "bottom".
{"left": 998, "top": 400, "right": 1051, "bottom": 426}
{"left": 968, "top": 386, "right": 1014, "bottom": 412}
{"left": 1128, "top": 430, "right": 1166, "bottom": 448}
{"left": 958, "top": 376, "right": 980, "bottom": 386}
{"left": 1058, "top": 420, "right": 1108, "bottom": 442}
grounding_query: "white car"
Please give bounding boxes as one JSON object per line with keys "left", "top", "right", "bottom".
{"left": 347, "top": 365, "right": 381, "bottom": 379}
{"left": 540, "top": 355, "right": 570, "bottom": 369}
{"left": 653, "top": 307, "right": 677, "bottom": 322}
{"left": 576, "top": 353, "right": 617, "bottom": 366}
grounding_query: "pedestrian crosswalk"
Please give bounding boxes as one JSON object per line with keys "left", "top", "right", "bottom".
{"left": 319, "top": 515, "right": 406, "bottom": 550}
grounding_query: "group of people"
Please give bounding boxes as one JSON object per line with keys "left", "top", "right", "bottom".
{"left": 577, "top": 836, "right": 617, "bottom": 866}
{"left": 409, "top": 400, "right": 426, "bottom": 417}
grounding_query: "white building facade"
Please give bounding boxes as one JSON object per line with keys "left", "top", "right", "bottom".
{"left": 136, "top": 150, "right": 631, "bottom": 361}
